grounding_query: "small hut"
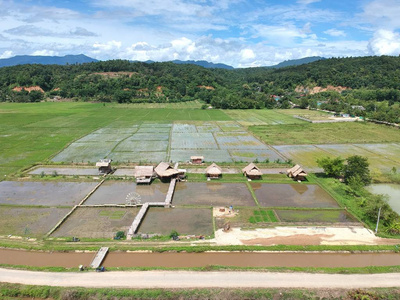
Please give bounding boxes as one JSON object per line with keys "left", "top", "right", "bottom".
{"left": 205, "top": 163, "right": 222, "bottom": 179}
{"left": 135, "top": 166, "right": 154, "bottom": 184}
{"left": 242, "top": 163, "right": 263, "bottom": 180}
{"left": 155, "top": 162, "right": 180, "bottom": 179}
{"left": 96, "top": 159, "right": 112, "bottom": 174}
{"left": 287, "top": 164, "right": 307, "bottom": 181}
{"left": 190, "top": 156, "right": 204, "bottom": 164}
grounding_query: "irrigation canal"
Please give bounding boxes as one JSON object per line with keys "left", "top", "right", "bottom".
{"left": 1, "top": 249, "right": 400, "bottom": 268}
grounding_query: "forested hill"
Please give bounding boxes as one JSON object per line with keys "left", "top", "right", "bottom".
{"left": 1, "top": 56, "right": 400, "bottom": 123}
{"left": 267, "top": 56, "right": 400, "bottom": 89}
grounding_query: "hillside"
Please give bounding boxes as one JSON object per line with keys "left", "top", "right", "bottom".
{"left": 0, "top": 55, "right": 399, "bottom": 123}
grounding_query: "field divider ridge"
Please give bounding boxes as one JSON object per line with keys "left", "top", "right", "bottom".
{"left": 45, "top": 178, "right": 106, "bottom": 237}
{"left": 78, "top": 179, "right": 106, "bottom": 206}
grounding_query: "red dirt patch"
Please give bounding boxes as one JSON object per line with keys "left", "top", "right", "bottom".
{"left": 241, "top": 234, "right": 331, "bottom": 246}
{"left": 12, "top": 86, "right": 44, "bottom": 93}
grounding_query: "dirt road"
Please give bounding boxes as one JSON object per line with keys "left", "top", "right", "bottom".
{"left": 1, "top": 268, "right": 400, "bottom": 288}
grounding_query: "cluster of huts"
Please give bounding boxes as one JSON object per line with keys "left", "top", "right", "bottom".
{"left": 96, "top": 157, "right": 307, "bottom": 183}
{"left": 132, "top": 162, "right": 265, "bottom": 183}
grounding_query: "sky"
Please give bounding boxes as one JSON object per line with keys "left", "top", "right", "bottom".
{"left": 0, "top": 0, "right": 399, "bottom": 68}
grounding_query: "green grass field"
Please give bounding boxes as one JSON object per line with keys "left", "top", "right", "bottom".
{"left": 250, "top": 122, "right": 400, "bottom": 145}
{"left": 225, "top": 109, "right": 305, "bottom": 126}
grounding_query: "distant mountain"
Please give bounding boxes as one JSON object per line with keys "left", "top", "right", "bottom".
{"left": 171, "top": 60, "right": 234, "bottom": 69}
{"left": 0, "top": 54, "right": 98, "bottom": 67}
{"left": 268, "top": 56, "right": 326, "bottom": 69}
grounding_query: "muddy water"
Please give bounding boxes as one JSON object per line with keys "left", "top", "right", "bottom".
{"left": 251, "top": 183, "right": 339, "bottom": 208}
{"left": 1, "top": 249, "right": 400, "bottom": 268}
{"left": 367, "top": 184, "right": 400, "bottom": 215}
{"left": 85, "top": 181, "right": 169, "bottom": 205}
{"left": 0, "top": 249, "right": 94, "bottom": 267}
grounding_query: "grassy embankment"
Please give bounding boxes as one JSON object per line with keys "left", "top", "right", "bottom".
{"left": 1, "top": 282, "right": 400, "bottom": 299}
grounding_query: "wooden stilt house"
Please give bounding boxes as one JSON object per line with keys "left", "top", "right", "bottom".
{"left": 242, "top": 163, "right": 263, "bottom": 179}
{"left": 205, "top": 163, "right": 222, "bottom": 179}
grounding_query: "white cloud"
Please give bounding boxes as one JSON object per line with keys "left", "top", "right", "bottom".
{"left": 0, "top": 50, "right": 13, "bottom": 59}
{"left": 92, "top": 40, "right": 122, "bottom": 53}
{"left": 31, "top": 49, "right": 57, "bottom": 56}
{"left": 297, "top": 0, "right": 320, "bottom": 5}
{"left": 360, "top": 0, "right": 400, "bottom": 30}
{"left": 324, "top": 28, "right": 346, "bottom": 37}
{"left": 368, "top": 29, "right": 400, "bottom": 55}
{"left": 241, "top": 49, "right": 255, "bottom": 60}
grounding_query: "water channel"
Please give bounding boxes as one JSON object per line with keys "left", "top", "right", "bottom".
{"left": 1, "top": 249, "right": 400, "bottom": 269}
{"left": 367, "top": 184, "right": 400, "bottom": 214}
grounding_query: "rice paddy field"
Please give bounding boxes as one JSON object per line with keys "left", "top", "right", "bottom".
{"left": 0, "top": 206, "right": 71, "bottom": 237}
{"left": 2, "top": 102, "right": 399, "bottom": 177}
{"left": 2, "top": 102, "right": 400, "bottom": 240}
{"left": 137, "top": 207, "right": 213, "bottom": 236}
{"left": 0, "top": 181, "right": 98, "bottom": 206}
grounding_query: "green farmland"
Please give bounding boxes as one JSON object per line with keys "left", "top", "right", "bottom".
{"left": 0, "top": 102, "right": 230, "bottom": 177}
{"left": 1, "top": 102, "right": 400, "bottom": 178}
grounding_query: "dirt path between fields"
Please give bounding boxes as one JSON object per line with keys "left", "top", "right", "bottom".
{"left": 1, "top": 268, "right": 400, "bottom": 288}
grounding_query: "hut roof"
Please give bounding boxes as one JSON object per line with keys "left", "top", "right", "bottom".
{"left": 190, "top": 156, "right": 204, "bottom": 160}
{"left": 155, "top": 162, "right": 172, "bottom": 175}
{"left": 162, "top": 169, "right": 180, "bottom": 177}
{"left": 206, "top": 163, "right": 222, "bottom": 175}
{"left": 287, "top": 164, "right": 307, "bottom": 177}
{"left": 135, "top": 166, "right": 154, "bottom": 178}
{"left": 242, "top": 163, "right": 262, "bottom": 176}
{"left": 96, "top": 159, "right": 111, "bottom": 167}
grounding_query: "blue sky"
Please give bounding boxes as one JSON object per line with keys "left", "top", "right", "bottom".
{"left": 0, "top": 0, "right": 399, "bottom": 67}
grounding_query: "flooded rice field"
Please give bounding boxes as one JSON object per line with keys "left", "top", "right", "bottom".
{"left": 173, "top": 182, "right": 256, "bottom": 206}
{"left": 29, "top": 167, "right": 99, "bottom": 176}
{"left": 0, "top": 206, "right": 71, "bottom": 237}
{"left": 1, "top": 249, "right": 400, "bottom": 268}
{"left": 0, "top": 181, "right": 98, "bottom": 206}
{"left": 84, "top": 181, "right": 169, "bottom": 205}
{"left": 367, "top": 184, "right": 400, "bottom": 214}
{"left": 51, "top": 122, "right": 282, "bottom": 163}
{"left": 251, "top": 183, "right": 339, "bottom": 208}
{"left": 51, "top": 207, "right": 140, "bottom": 238}
{"left": 138, "top": 207, "right": 213, "bottom": 236}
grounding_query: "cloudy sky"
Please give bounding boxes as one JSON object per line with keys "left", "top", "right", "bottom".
{"left": 0, "top": 0, "right": 399, "bottom": 67}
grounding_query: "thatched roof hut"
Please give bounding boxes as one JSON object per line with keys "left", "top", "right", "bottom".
{"left": 242, "top": 163, "right": 263, "bottom": 179}
{"left": 155, "top": 162, "right": 179, "bottom": 178}
{"left": 287, "top": 164, "right": 307, "bottom": 181}
{"left": 135, "top": 166, "right": 154, "bottom": 184}
{"left": 206, "top": 163, "right": 222, "bottom": 178}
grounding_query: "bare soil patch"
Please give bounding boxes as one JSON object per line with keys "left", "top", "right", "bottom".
{"left": 0, "top": 206, "right": 70, "bottom": 237}
{"left": 51, "top": 207, "right": 140, "bottom": 238}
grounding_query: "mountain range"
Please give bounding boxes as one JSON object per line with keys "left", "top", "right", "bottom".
{"left": 0, "top": 54, "right": 325, "bottom": 69}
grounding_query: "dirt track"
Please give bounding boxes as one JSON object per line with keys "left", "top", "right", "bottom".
{"left": 1, "top": 268, "right": 400, "bottom": 288}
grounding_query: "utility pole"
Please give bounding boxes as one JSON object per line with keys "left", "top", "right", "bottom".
{"left": 375, "top": 207, "right": 382, "bottom": 234}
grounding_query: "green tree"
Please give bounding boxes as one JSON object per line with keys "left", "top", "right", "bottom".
{"left": 316, "top": 156, "right": 344, "bottom": 177}
{"left": 344, "top": 155, "right": 371, "bottom": 186}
